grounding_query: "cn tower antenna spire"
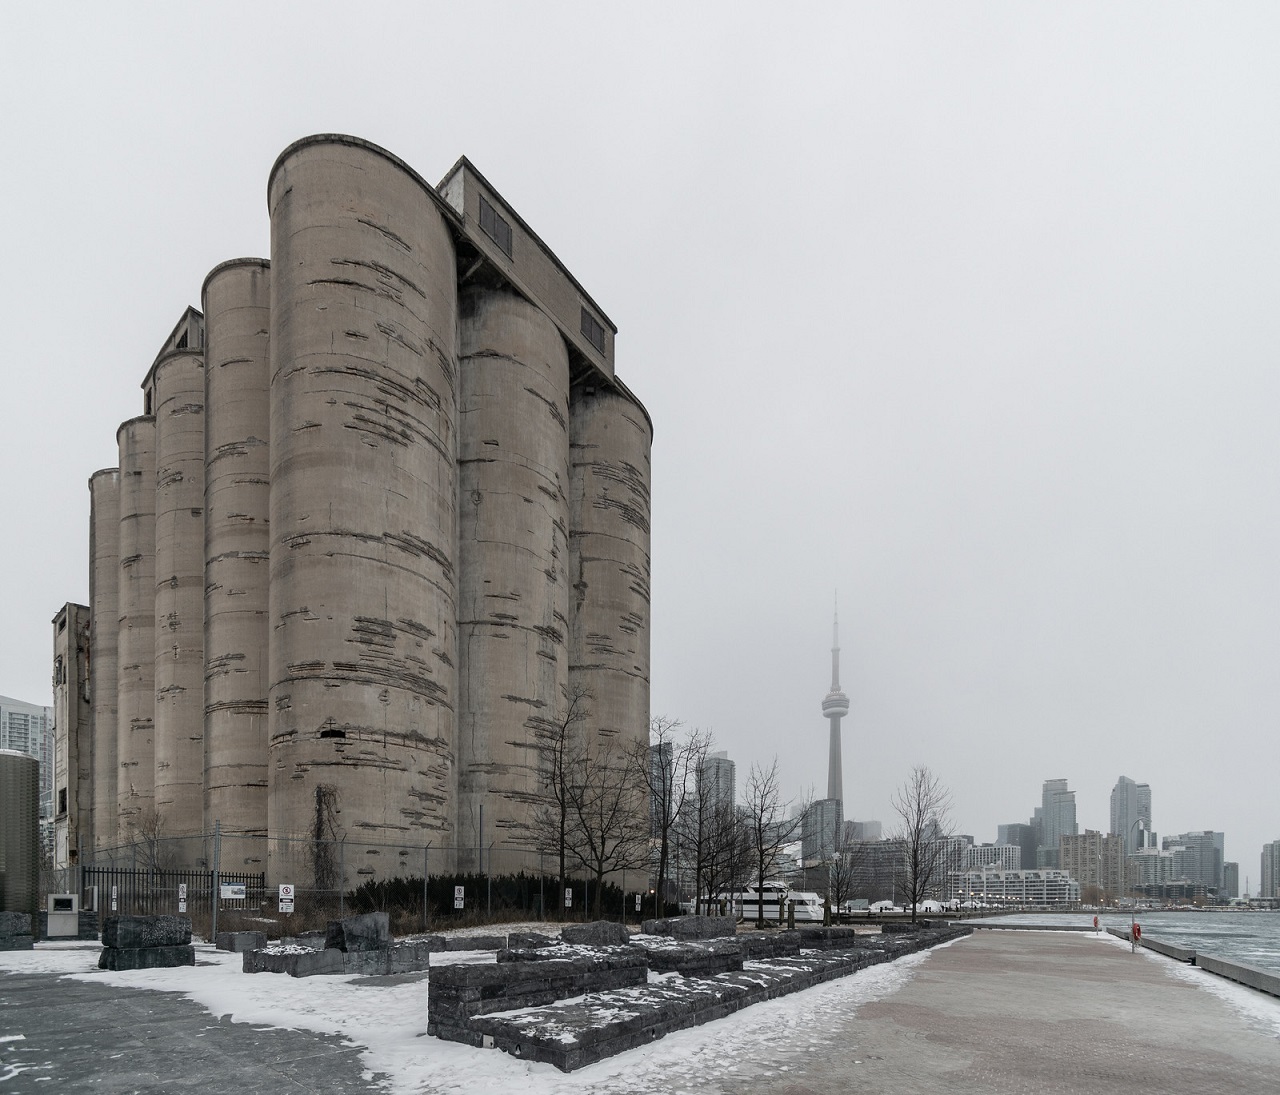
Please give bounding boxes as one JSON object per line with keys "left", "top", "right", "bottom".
{"left": 822, "top": 594, "right": 850, "bottom": 808}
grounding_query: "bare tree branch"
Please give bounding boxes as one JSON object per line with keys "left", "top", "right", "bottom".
{"left": 890, "top": 765, "right": 954, "bottom": 922}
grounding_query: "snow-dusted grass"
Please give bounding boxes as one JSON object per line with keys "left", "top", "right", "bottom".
{"left": 0, "top": 933, "right": 932, "bottom": 1094}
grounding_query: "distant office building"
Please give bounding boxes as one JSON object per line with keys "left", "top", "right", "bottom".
{"left": 968, "top": 843, "right": 1021, "bottom": 871}
{"left": 1163, "top": 831, "right": 1225, "bottom": 891}
{"left": 845, "top": 819, "right": 882, "bottom": 843}
{"left": 1222, "top": 861, "right": 1239, "bottom": 900}
{"left": 941, "top": 835, "right": 974, "bottom": 880}
{"left": 0, "top": 695, "right": 53, "bottom": 822}
{"left": 998, "top": 823, "right": 1038, "bottom": 875}
{"left": 1110, "top": 775, "right": 1152, "bottom": 854}
{"left": 1037, "top": 779, "right": 1077, "bottom": 868}
{"left": 802, "top": 798, "right": 843, "bottom": 866}
{"left": 700, "top": 751, "right": 735, "bottom": 812}
{"left": 1060, "top": 830, "right": 1126, "bottom": 902}
{"left": 948, "top": 869, "right": 1078, "bottom": 906}
{"left": 1261, "top": 842, "right": 1280, "bottom": 900}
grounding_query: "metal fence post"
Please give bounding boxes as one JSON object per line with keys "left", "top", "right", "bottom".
{"left": 423, "top": 844, "right": 430, "bottom": 932}
{"left": 487, "top": 844, "right": 493, "bottom": 918}
{"left": 339, "top": 839, "right": 345, "bottom": 919}
{"left": 210, "top": 820, "right": 222, "bottom": 943}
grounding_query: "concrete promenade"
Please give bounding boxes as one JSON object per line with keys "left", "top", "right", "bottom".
{"left": 754, "top": 929, "right": 1280, "bottom": 1095}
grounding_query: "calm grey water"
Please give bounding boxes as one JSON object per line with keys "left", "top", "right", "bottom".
{"left": 969, "top": 911, "right": 1280, "bottom": 973}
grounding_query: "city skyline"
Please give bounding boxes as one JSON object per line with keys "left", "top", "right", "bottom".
{"left": 3, "top": 7, "right": 1279, "bottom": 879}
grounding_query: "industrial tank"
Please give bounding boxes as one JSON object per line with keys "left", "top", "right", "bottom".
{"left": 568, "top": 386, "right": 653, "bottom": 757}
{"left": 152, "top": 350, "right": 206, "bottom": 838}
{"left": 89, "top": 468, "right": 120, "bottom": 850}
{"left": 456, "top": 287, "right": 571, "bottom": 873}
{"left": 202, "top": 258, "right": 271, "bottom": 837}
{"left": 266, "top": 136, "right": 460, "bottom": 878}
{"left": 116, "top": 415, "right": 157, "bottom": 840}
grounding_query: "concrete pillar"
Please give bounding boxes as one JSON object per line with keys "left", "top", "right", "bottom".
{"left": 267, "top": 137, "right": 459, "bottom": 878}
{"left": 202, "top": 258, "right": 271, "bottom": 838}
{"left": 116, "top": 416, "right": 156, "bottom": 839}
{"left": 152, "top": 350, "right": 206, "bottom": 839}
{"left": 568, "top": 386, "right": 653, "bottom": 757}
{"left": 89, "top": 468, "right": 120, "bottom": 852}
{"left": 456, "top": 287, "right": 570, "bottom": 873}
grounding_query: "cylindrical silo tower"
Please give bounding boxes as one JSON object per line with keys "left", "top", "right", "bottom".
{"left": 152, "top": 350, "right": 206, "bottom": 840}
{"left": 568, "top": 386, "right": 653, "bottom": 757}
{"left": 267, "top": 136, "right": 460, "bottom": 881}
{"left": 88, "top": 468, "right": 120, "bottom": 852}
{"left": 456, "top": 287, "right": 571, "bottom": 874}
{"left": 202, "top": 258, "right": 271, "bottom": 838}
{"left": 116, "top": 416, "right": 157, "bottom": 840}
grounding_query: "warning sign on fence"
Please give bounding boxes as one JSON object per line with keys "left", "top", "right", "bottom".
{"left": 111, "top": 885, "right": 118, "bottom": 912}
{"left": 454, "top": 885, "right": 465, "bottom": 910}
{"left": 178, "top": 883, "right": 187, "bottom": 914}
{"left": 279, "top": 883, "right": 294, "bottom": 914}
{"left": 564, "top": 887, "right": 573, "bottom": 909}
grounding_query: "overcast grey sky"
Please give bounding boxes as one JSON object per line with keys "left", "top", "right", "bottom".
{"left": 3, "top": 3, "right": 1278, "bottom": 883}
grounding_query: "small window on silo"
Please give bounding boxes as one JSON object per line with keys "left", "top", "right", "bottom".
{"left": 176, "top": 330, "right": 188, "bottom": 350}
{"left": 479, "top": 194, "right": 513, "bottom": 258}
{"left": 581, "top": 308, "right": 606, "bottom": 354}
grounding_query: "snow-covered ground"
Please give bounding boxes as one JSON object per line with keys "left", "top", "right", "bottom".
{"left": 0, "top": 935, "right": 936, "bottom": 1094}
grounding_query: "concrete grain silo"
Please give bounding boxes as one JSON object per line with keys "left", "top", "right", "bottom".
{"left": 267, "top": 137, "right": 460, "bottom": 880}
{"left": 151, "top": 344, "right": 206, "bottom": 839}
{"left": 202, "top": 259, "right": 271, "bottom": 838}
{"left": 568, "top": 386, "right": 653, "bottom": 756}
{"left": 456, "top": 287, "right": 571, "bottom": 873}
{"left": 116, "top": 416, "right": 157, "bottom": 839}
{"left": 88, "top": 468, "right": 120, "bottom": 850}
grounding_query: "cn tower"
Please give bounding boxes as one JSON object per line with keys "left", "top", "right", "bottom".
{"left": 822, "top": 600, "right": 850, "bottom": 807}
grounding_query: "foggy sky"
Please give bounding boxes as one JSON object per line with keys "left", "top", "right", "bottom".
{"left": 3, "top": 4, "right": 1277, "bottom": 884}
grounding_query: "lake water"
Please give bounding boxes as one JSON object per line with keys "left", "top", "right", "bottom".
{"left": 968, "top": 910, "right": 1280, "bottom": 974}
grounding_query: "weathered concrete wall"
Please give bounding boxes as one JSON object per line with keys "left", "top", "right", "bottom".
{"left": 203, "top": 259, "right": 271, "bottom": 837}
{"left": 568, "top": 386, "right": 652, "bottom": 754}
{"left": 52, "top": 603, "right": 91, "bottom": 867}
{"left": 267, "top": 137, "right": 460, "bottom": 876}
{"left": 456, "top": 287, "right": 570, "bottom": 872}
{"left": 152, "top": 350, "right": 206, "bottom": 839}
{"left": 89, "top": 469, "right": 120, "bottom": 850}
{"left": 116, "top": 416, "right": 157, "bottom": 839}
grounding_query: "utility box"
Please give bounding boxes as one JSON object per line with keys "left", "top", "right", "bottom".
{"left": 46, "top": 893, "right": 80, "bottom": 938}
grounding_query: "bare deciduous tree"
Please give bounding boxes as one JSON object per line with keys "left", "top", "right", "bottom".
{"left": 564, "top": 736, "right": 651, "bottom": 918}
{"left": 533, "top": 685, "right": 592, "bottom": 919}
{"left": 742, "top": 759, "right": 805, "bottom": 928}
{"left": 891, "top": 765, "right": 953, "bottom": 922}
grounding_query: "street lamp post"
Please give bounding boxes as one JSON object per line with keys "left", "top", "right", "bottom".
{"left": 1127, "top": 819, "right": 1145, "bottom": 950}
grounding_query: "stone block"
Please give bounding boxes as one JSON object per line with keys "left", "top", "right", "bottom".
{"left": 641, "top": 915, "right": 736, "bottom": 940}
{"left": 243, "top": 947, "right": 345, "bottom": 976}
{"left": 102, "top": 915, "right": 192, "bottom": 949}
{"left": 562, "top": 920, "right": 631, "bottom": 947}
{"left": 280, "top": 930, "right": 326, "bottom": 950}
{"left": 98, "top": 944, "right": 195, "bottom": 970}
{"left": 637, "top": 939, "right": 743, "bottom": 977}
{"left": 215, "top": 931, "right": 268, "bottom": 953}
{"left": 442, "top": 933, "right": 505, "bottom": 951}
{"left": 790, "top": 926, "right": 861, "bottom": 950}
{"left": 0, "top": 911, "right": 33, "bottom": 937}
{"left": 507, "top": 931, "right": 556, "bottom": 950}
{"left": 325, "top": 911, "right": 390, "bottom": 952}
{"left": 0, "top": 935, "right": 34, "bottom": 951}
{"left": 387, "top": 940, "right": 433, "bottom": 974}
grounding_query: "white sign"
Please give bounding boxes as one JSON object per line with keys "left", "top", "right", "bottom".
{"left": 220, "top": 883, "right": 246, "bottom": 900}
{"left": 111, "top": 885, "right": 118, "bottom": 911}
{"left": 564, "top": 887, "right": 573, "bottom": 909}
{"left": 178, "top": 883, "right": 187, "bottom": 914}
{"left": 454, "top": 885, "right": 465, "bottom": 910}
{"left": 279, "top": 883, "right": 295, "bottom": 913}
{"left": 635, "top": 894, "right": 642, "bottom": 912}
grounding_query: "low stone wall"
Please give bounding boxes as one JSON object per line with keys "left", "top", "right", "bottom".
{"left": 631, "top": 938, "right": 744, "bottom": 977}
{"left": 99, "top": 916, "right": 194, "bottom": 970}
{"left": 641, "top": 915, "right": 736, "bottom": 940}
{"left": 216, "top": 931, "right": 268, "bottom": 953}
{"left": 465, "top": 924, "right": 971, "bottom": 1071}
{"left": 244, "top": 947, "right": 345, "bottom": 977}
{"left": 427, "top": 952, "right": 649, "bottom": 1045}
{"left": 1194, "top": 953, "right": 1280, "bottom": 999}
{"left": 1139, "top": 937, "right": 1196, "bottom": 963}
{"left": 0, "top": 912, "right": 33, "bottom": 951}
{"left": 562, "top": 921, "right": 630, "bottom": 946}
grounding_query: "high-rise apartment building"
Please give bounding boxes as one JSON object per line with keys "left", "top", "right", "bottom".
{"left": 0, "top": 696, "right": 53, "bottom": 821}
{"left": 1110, "top": 775, "right": 1153, "bottom": 855}
{"left": 1261, "top": 841, "right": 1280, "bottom": 900}
{"left": 700, "top": 752, "right": 735, "bottom": 813}
{"left": 1163, "top": 831, "right": 1225, "bottom": 891}
{"left": 802, "top": 798, "right": 843, "bottom": 866}
{"left": 1036, "top": 779, "right": 1077, "bottom": 868}
{"left": 968, "top": 843, "right": 1021, "bottom": 870}
{"left": 998, "top": 822, "right": 1038, "bottom": 874}
{"left": 1222, "top": 861, "right": 1239, "bottom": 900}
{"left": 1060, "top": 830, "right": 1126, "bottom": 901}
{"left": 648, "top": 741, "right": 674, "bottom": 838}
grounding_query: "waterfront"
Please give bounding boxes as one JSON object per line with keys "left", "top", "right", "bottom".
{"left": 971, "top": 910, "right": 1280, "bottom": 973}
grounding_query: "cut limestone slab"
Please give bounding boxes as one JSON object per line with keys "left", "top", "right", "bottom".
{"left": 640, "top": 915, "right": 736, "bottom": 940}
{"left": 215, "top": 931, "right": 268, "bottom": 953}
{"left": 102, "top": 915, "right": 192, "bottom": 949}
{"left": 325, "top": 912, "right": 390, "bottom": 952}
{"left": 562, "top": 921, "right": 630, "bottom": 947}
{"left": 243, "top": 947, "right": 345, "bottom": 976}
{"left": 98, "top": 944, "right": 195, "bottom": 970}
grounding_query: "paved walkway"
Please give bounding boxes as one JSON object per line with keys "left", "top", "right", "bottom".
{"left": 754, "top": 930, "right": 1280, "bottom": 1095}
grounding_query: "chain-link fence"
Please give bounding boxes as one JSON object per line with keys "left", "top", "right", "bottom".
{"left": 42, "top": 829, "right": 651, "bottom": 940}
